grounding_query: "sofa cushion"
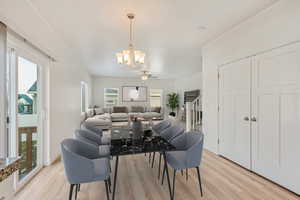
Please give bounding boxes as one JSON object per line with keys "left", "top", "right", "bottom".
{"left": 144, "top": 112, "right": 162, "bottom": 118}
{"left": 151, "top": 107, "right": 161, "bottom": 113}
{"left": 94, "top": 113, "right": 111, "bottom": 120}
{"left": 86, "top": 117, "right": 112, "bottom": 126}
{"left": 111, "top": 113, "right": 128, "bottom": 118}
{"left": 129, "top": 112, "right": 143, "bottom": 118}
{"left": 113, "top": 106, "right": 128, "bottom": 113}
{"left": 131, "top": 106, "right": 144, "bottom": 113}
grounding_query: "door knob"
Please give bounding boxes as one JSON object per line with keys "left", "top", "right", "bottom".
{"left": 243, "top": 117, "right": 249, "bottom": 121}
{"left": 251, "top": 117, "right": 257, "bottom": 122}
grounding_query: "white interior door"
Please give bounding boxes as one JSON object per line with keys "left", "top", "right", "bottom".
{"left": 252, "top": 43, "right": 300, "bottom": 194}
{"left": 219, "top": 58, "right": 252, "bottom": 169}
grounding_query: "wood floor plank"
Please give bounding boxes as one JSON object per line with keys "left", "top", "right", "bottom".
{"left": 15, "top": 150, "right": 300, "bottom": 200}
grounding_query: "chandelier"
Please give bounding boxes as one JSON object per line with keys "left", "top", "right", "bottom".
{"left": 116, "top": 13, "right": 145, "bottom": 67}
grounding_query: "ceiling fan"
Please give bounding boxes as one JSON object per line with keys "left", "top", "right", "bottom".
{"left": 140, "top": 70, "right": 159, "bottom": 80}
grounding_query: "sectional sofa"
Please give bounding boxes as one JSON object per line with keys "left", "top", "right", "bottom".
{"left": 84, "top": 106, "right": 164, "bottom": 130}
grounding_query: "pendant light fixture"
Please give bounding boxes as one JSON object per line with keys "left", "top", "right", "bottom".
{"left": 116, "top": 13, "right": 145, "bottom": 68}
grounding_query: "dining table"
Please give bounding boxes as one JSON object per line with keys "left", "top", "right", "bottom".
{"left": 110, "top": 124, "right": 176, "bottom": 200}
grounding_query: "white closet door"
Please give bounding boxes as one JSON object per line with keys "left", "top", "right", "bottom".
{"left": 252, "top": 43, "right": 300, "bottom": 194}
{"left": 219, "top": 58, "right": 251, "bottom": 169}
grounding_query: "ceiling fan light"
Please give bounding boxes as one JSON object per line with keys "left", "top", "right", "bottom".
{"left": 141, "top": 74, "right": 148, "bottom": 80}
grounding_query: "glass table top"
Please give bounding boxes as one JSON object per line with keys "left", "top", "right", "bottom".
{"left": 110, "top": 126, "right": 175, "bottom": 156}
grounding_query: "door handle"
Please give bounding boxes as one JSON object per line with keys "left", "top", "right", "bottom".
{"left": 251, "top": 117, "right": 257, "bottom": 122}
{"left": 243, "top": 117, "right": 249, "bottom": 121}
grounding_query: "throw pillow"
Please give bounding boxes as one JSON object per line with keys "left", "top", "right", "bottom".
{"left": 86, "top": 109, "right": 94, "bottom": 118}
{"left": 151, "top": 107, "right": 161, "bottom": 113}
{"left": 131, "top": 106, "right": 144, "bottom": 113}
{"left": 113, "top": 106, "right": 128, "bottom": 113}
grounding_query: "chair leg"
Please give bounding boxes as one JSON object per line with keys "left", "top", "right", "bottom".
{"left": 69, "top": 184, "right": 75, "bottom": 200}
{"left": 108, "top": 176, "right": 112, "bottom": 193}
{"left": 181, "top": 170, "right": 184, "bottom": 176}
{"left": 109, "top": 161, "right": 112, "bottom": 172}
{"left": 149, "top": 152, "right": 152, "bottom": 164}
{"left": 186, "top": 169, "right": 188, "bottom": 181}
{"left": 78, "top": 184, "right": 81, "bottom": 192}
{"left": 151, "top": 152, "right": 156, "bottom": 168}
{"left": 158, "top": 153, "right": 162, "bottom": 179}
{"left": 172, "top": 169, "right": 177, "bottom": 200}
{"left": 196, "top": 167, "right": 203, "bottom": 196}
{"left": 105, "top": 180, "right": 110, "bottom": 200}
{"left": 161, "top": 163, "right": 166, "bottom": 185}
{"left": 75, "top": 185, "right": 78, "bottom": 200}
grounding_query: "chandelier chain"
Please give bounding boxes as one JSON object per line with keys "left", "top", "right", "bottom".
{"left": 130, "top": 18, "right": 133, "bottom": 45}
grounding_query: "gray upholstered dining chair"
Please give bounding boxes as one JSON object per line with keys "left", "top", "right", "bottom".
{"left": 61, "top": 139, "right": 111, "bottom": 200}
{"left": 74, "top": 129, "right": 110, "bottom": 158}
{"left": 81, "top": 121, "right": 103, "bottom": 136}
{"left": 152, "top": 120, "right": 172, "bottom": 135}
{"left": 164, "top": 131, "right": 204, "bottom": 199}
{"left": 81, "top": 122, "right": 111, "bottom": 145}
{"left": 152, "top": 124, "right": 185, "bottom": 179}
{"left": 160, "top": 124, "right": 185, "bottom": 142}
{"left": 148, "top": 120, "right": 172, "bottom": 162}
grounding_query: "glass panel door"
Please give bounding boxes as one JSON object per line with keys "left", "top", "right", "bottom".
{"left": 17, "top": 56, "right": 39, "bottom": 180}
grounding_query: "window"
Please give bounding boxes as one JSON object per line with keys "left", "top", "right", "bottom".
{"left": 150, "top": 89, "right": 163, "bottom": 107}
{"left": 81, "top": 82, "right": 88, "bottom": 113}
{"left": 104, "top": 88, "right": 119, "bottom": 107}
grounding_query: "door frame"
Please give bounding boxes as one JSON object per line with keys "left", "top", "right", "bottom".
{"left": 7, "top": 37, "right": 47, "bottom": 191}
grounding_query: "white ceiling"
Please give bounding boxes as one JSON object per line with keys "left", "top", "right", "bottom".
{"left": 0, "top": 0, "right": 277, "bottom": 79}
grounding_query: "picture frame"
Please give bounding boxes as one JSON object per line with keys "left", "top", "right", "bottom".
{"left": 122, "top": 86, "right": 148, "bottom": 102}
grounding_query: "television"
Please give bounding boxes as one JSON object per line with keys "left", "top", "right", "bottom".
{"left": 122, "top": 86, "right": 147, "bottom": 102}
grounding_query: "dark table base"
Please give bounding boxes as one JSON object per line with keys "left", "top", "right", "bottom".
{"left": 111, "top": 152, "right": 172, "bottom": 200}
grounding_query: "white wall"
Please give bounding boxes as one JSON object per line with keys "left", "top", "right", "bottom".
{"left": 202, "top": 0, "right": 300, "bottom": 153}
{"left": 174, "top": 72, "right": 202, "bottom": 107}
{"left": 92, "top": 76, "right": 175, "bottom": 112}
{"left": 48, "top": 61, "right": 92, "bottom": 163}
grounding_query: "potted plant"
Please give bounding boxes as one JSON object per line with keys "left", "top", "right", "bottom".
{"left": 166, "top": 93, "right": 179, "bottom": 117}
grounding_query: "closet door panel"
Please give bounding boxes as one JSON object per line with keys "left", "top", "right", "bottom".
{"left": 252, "top": 94, "right": 280, "bottom": 181}
{"left": 219, "top": 58, "right": 251, "bottom": 169}
{"left": 280, "top": 93, "right": 300, "bottom": 193}
{"left": 252, "top": 43, "right": 300, "bottom": 194}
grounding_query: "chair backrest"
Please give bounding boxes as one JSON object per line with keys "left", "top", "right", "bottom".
{"left": 152, "top": 120, "right": 172, "bottom": 134}
{"left": 160, "top": 124, "right": 184, "bottom": 142}
{"left": 61, "top": 139, "right": 99, "bottom": 184}
{"left": 170, "top": 131, "right": 204, "bottom": 168}
{"left": 185, "top": 131, "right": 204, "bottom": 168}
{"left": 74, "top": 129, "right": 101, "bottom": 146}
{"left": 81, "top": 122, "right": 103, "bottom": 136}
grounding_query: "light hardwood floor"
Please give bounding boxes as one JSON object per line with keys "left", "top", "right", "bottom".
{"left": 15, "top": 150, "right": 299, "bottom": 200}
